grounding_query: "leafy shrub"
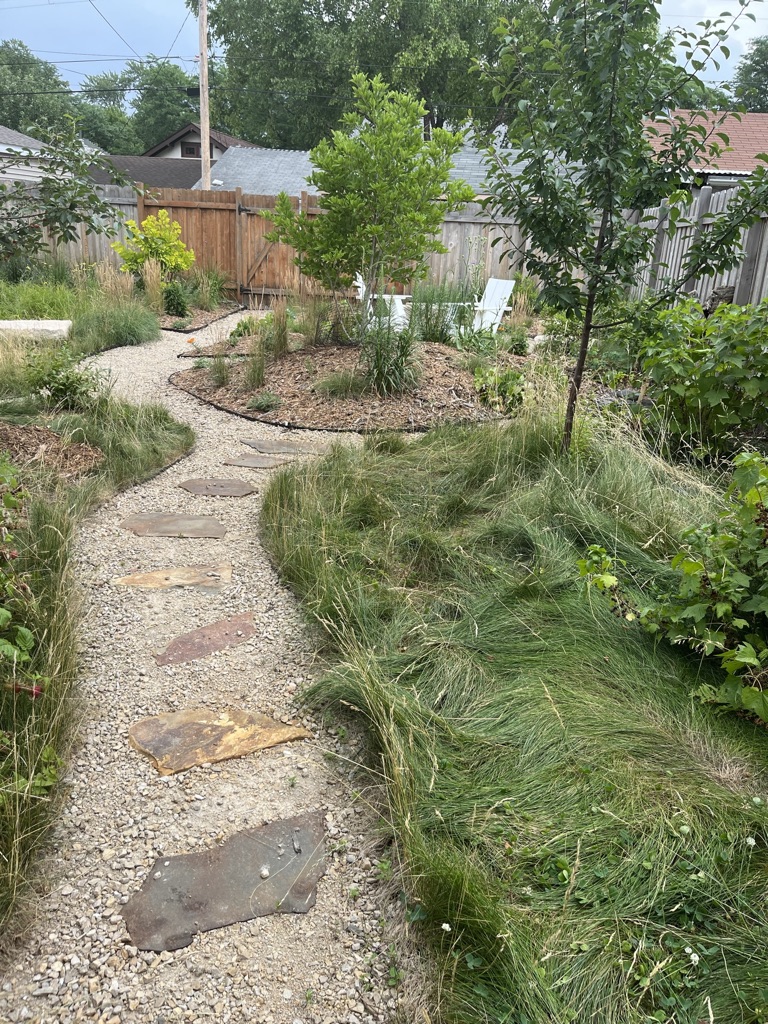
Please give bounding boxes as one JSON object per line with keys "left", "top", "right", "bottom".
{"left": 230, "top": 314, "right": 263, "bottom": 340}
{"left": 641, "top": 452, "right": 768, "bottom": 719}
{"left": 247, "top": 391, "right": 282, "bottom": 412}
{"left": 496, "top": 322, "right": 529, "bottom": 356}
{"left": 25, "top": 346, "right": 109, "bottom": 410}
{"left": 72, "top": 299, "right": 160, "bottom": 352}
{"left": 641, "top": 299, "right": 768, "bottom": 451}
{"left": 163, "top": 280, "right": 190, "bottom": 317}
{"left": 473, "top": 366, "right": 525, "bottom": 413}
{"left": 112, "top": 209, "right": 195, "bottom": 277}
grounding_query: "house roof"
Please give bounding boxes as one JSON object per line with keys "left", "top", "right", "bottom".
{"left": 194, "top": 141, "right": 494, "bottom": 195}
{"left": 143, "top": 122, "right": 261, "bottom": 157}
{"left": 89, "top": 155, "right": 215, "bottom": 188}
{"left": 646, "top": 110, "right": 768, "bottom": 176}
{"left": 0, "top": 124, "right": 45, "bottom": 151}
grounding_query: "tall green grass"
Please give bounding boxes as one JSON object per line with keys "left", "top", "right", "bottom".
{"left": 0, "top": 351, "right": 194, "bottom": 940}
{"left": 261, "top": 406, "right": 768, "bottom": 1023}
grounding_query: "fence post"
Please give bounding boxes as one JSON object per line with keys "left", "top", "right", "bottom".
{"left": 648, "top": 201, "right": 669, "bottom": 293}
{"left": 683, "top": 186, "right": 712, "bottom": 294}
{"left": 234, "top": 187, "right": 243, "bottom": 305}
{"left": 734, "top": 218, "right": 766, "bottom": 305}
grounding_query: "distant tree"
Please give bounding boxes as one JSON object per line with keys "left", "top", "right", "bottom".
{"left": 199, "top": 0, "right": 506, "bottom": 148}
{"left": 73, "top": 101, "right": 143, "bottom": 154}
{"left": 0, "top": 39, "right": 74, "bottom": 134}
{"left": 81, "top": 70, "right": 130, "bottom": 109}
{"left": 733, "top": 35, "right": 768, "bottom": 112}
{"left": 124, "top": 59, "right": 199, "bottom": 151}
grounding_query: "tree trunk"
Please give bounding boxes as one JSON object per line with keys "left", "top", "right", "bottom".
{"left": 562, "top": 285, "right": 597, "bottom": 453}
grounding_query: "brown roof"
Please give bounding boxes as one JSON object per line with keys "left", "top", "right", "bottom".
{"left": 143, "top": 123, "right": 260, "bottom": 157}
{"left": 646, "top": 110, "right": 768, "bottom": 175}
{"left": 89, "top": 155, "right": 215, "bottom": 188}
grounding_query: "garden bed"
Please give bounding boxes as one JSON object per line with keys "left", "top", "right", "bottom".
{"left": 159, "top": 301, "right": 241, "bottom": 333}
{"left": 0, "top": 422, "right": 102, "bottom": 478}
{"left": 170, "top": 343, "right": 523, "bottom": 431}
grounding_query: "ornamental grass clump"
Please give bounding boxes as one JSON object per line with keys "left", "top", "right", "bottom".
{"left": 261, "top": 395, "right": 768, "bottom": 1023}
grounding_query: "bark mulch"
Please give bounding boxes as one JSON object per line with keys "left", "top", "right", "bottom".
{"left": 0, "top": 422, "right": 103, "bottom": 478}
{"left": 170, "top": 343, "right": 512, "bottom": 432}
{"left": 160, "top": 302, "right": 241, "bottom": 334}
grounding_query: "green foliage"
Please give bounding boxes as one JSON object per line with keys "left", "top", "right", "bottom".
{"left": 495, "top": 322, "right": 528, "bottom": 356}
{"left": 473, "top": 365, "right": 525, "bottom": 413}
{"left": 205, "top": 0, "right": 505, "bottom": 149}
{"left": 361, "top": 317, "right": 416, "bottom": 396}
{"left": 0, "top": 119, "right": 128, "bottom": 266}
{"left": 190, "top": 266, "right": 229, "bottom": 311}
{"left": 261, "top": 408, "right": 768, "bottom": 1023}
{"left": 163, "top": 280, "right": 190, "bottom": 318}
{"left": 24, "top": 346, "right": 109, "bottom": 411}
{"left": 209, "top": 356, "right": 230, "bottom": 388}
{"left": 0, "top": 281, "right": 83, "bottom": 320}
{"left": 409, "top": 281, "right": 473, "bottom": 346}
{"left": 733, "top": 35, "right": 768, "bottom": 113}
{"left": 0, "top": 39, "right": 72, "bottom": 134}
{"left": 72, "top": 100, "right": 143, "bottom": 155}
{"left": 230, "top": 315, "right": 263, "bottom": 340}
{"left": 72, "top": 299, "right": 161, "bottom": 352}
{"left": 243, "top": 342, "right": 266, "bottom": 390}
{"left": 641, "top": 453, "right": 768, "bottom": 720}
{"left": 267, "top": 74, "right": 473, "bottom": 307}
{"left": 640, "top": 299, "right": 768, "bottom": 453}
{"left": 112, "top": 210, "right": 195, "bottom": 278}
{"left": 247, "top": 391, "right": 282, "bottom": 412}
{"left": 479, "top": 2, "right": 768, "bottom": 449}
{"left": 313, "top": 371, "right": 368, "bottom": 398}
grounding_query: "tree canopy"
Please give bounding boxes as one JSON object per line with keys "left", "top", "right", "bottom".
{"left": 733, "top": 35, "right": 768, "bottom": 112}
{"left": 0, "top": 39, "right": 73, "bottom": 135}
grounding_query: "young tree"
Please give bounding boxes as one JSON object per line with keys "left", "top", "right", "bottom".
{"left": 479, "top": 0, "right": 768, "bottom": 451}
{"left": 0, "top": 118, "right": 127, "bottom": 265}
{"left": 268, "top": 74, "right": 473, "bottom": 325}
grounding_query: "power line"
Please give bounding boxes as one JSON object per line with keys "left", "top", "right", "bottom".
{"left": 85, "top": 0, "right": 142, "bottom": 60}
{"left": 165, "top": 12, "right": 192, "bottom": 61}
{"left": 0, "top": 0, "right": 86, "bottom": 9}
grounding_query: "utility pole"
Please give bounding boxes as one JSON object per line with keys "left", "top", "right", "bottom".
{"left": 198, "top": 0, "right": 211, "bottom": 190}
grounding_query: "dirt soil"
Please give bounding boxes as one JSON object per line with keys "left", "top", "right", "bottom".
{"left": 160, "top": 301, "right": 241, "bottom": 334}
{"left": 170, "top": 342, "right": 514, "bottom": 432}
{"left": 0, "top": 422, "right": 103, "bottom": 478}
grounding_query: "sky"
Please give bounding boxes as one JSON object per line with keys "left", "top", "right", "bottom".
{"left": 0, "top": 0, "right": 766, "bottom": 95}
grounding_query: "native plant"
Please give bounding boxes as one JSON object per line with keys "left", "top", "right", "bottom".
{"left": 479, "top": 0, "right": 768, "bottom": 451}
{"left": 267, "top": 74, "right": 473, "bottom": 335}
{"left": 113, "top": 209, "right": 195, "bottom": 278}
{"left": 0, "top": 118, "right": 126, "bottom": 266}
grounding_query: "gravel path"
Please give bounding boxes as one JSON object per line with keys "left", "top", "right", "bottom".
{"left": 0, "top": 317, "right": 400, "bottom": 1024}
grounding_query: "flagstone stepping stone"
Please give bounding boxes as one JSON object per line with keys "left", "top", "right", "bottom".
{"left": 241, "top": 438, "right": 330, "bottom": 456}
{"left": 112, "top": 563, "right": 232, "bottom": 591}
{"left": 120, "top": 513, "right": 226, "bottom": 538}
{"left": 154, "top": 611, "right": 255, "bottom": 666}
{"left": 128, "top": 708, "right": 310, "bottom": 775}
{"left": 179, "top": 478, "right": 256, "bottom": 497}
{"left": 121, "top": 812, "right": 326, "bottom": 951}
{"left": 223, "top": 454, "right": 290, "bottom": 469}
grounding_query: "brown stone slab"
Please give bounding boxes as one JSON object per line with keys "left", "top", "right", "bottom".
{"left": 112, "top": 563, "right": 232, "bottom": 591}
{"left": 223, "top": 454, "right": 290, "bottom": 469}
{"left": 154, "top": 611, "right": 255, "bottom": 666}
{"left": 178, "top": 478, "right": 256, "bottom": 497}
{"left": 120, "top": 513, "right": 226, "bottom": 538}
{"left": 128, "top": 708, "right": 310, "bottom": 775}
{"left": 241, "top": 438, "right": 330, "bottom": 456}
{"left": 121, "top": 812, "right": 326, "bottom": 951}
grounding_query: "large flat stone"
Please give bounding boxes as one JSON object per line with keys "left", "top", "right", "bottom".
{"left": 241, "top": 438, "right": 330, "bottom": 456}
{"left": 0, "top": 319, "right": 72, "bottom": 341}
{"left": 120, "top": 514, "right": 227, "bottom": 538}
{"left": 154, "top": 611, "right": 255, "bottom": 666}
{"left": 128, "top": 708, "right": 310, "bottom": 775}
{"left": 223, "top": 454, "right": 290, "bottom": 469}
{"left": 178, "top": 478, "right": 256, "bottom": 497}
{"left": 121, "top": 812, "right": 326, "bottom": 951}
{"left": 112, "top": 563, "right": 232, "bottom": 590}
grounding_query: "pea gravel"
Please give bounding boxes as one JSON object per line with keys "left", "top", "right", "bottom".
{"left": 0, "top": 317, "right": 404, "bottom": 1024}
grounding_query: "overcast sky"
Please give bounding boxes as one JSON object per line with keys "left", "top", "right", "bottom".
{"left": 0, "top": 0, "right": 766, "bottom": 93}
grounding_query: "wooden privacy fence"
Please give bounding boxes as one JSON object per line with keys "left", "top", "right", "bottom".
{"left": 49, "top": 185, "right": 520, "bottom": 298}
{"left": 49, "top": 182, "right": 768, "bottom": 305}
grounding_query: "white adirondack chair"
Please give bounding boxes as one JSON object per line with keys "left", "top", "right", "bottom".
{"left": 354, "top": 274, "right": 411, "bottom": 331}
{"left": 472, "top": 278, "right": 516, "bottom": 333}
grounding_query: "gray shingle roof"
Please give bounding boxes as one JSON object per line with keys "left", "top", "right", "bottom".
{"left": 194, "top": 142, "right": 495, "bottom": 196}
{"left": 0, "top": 124, "right": 45, "bottom": 150}
{"left": 89, "top": 155, "right": 214, "bottom": 189}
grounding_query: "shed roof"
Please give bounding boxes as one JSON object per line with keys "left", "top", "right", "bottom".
{"left": 143, "top": 122, "right": 261, "bottom": 157}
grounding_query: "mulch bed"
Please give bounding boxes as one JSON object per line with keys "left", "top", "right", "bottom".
{"left": 160, "top": 302, "right": 241, "bottom": 334}
{"left": 170, "top": 343, "right": 517, "bottom": 432}
{"left": 0, "top": 423, "right": 103, "bottom": 478}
